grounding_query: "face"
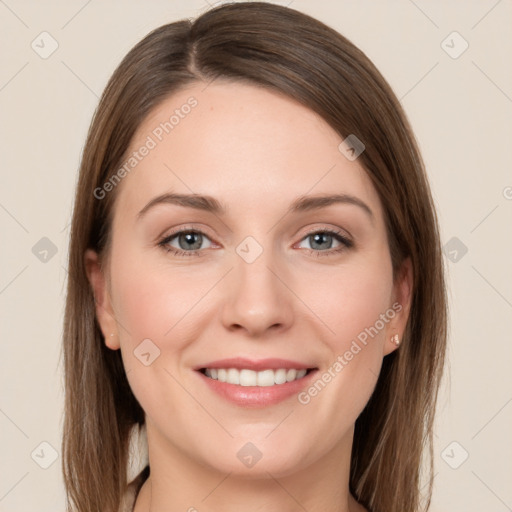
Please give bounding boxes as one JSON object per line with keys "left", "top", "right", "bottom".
{"left": 86, "top": 81, "right": 412, "bottom": 479}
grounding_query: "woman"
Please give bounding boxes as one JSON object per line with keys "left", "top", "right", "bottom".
{"left": 62, "top": 3, "right": 447, "bottom": 512}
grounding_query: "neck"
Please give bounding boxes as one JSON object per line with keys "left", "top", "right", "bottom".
{"left": 133, "top": 422, "right": 366, "bottom": 512}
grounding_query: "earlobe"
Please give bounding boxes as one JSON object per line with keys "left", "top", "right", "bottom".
{"left": 390, "top": 334, "right": 400, "bottom": 347}
{"left": 84, "top": 249, "right": 120, "bottom": 350}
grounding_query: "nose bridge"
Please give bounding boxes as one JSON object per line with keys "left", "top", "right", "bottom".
{"left": 220, "top": 235, "right": 293, "bottom": 335}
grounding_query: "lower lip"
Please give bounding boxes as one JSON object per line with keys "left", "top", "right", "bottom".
{"left": 196, "top": 369, "right": 318, "bottom": 408}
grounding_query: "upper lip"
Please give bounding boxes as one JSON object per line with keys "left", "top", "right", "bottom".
{"left": 195, "top": 357, "right": 316, "bottom": 371}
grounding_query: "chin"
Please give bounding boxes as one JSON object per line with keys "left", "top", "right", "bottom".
{"left": 194, "top": 437, "right": 311, "bottom": 479}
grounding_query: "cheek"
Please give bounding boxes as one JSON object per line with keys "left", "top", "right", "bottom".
{"left": 108, "top": 249, "right": 210, "bottom": 422}
{"left": 110, "top": 246, "right": 211, "bottom": 347}
{"left": 308, "top": 253, "right": 394, "bottom": 349}
{"left": 299, "top": 251, "right": 394, "bottom": 410}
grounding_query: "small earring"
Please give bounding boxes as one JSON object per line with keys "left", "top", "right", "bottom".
{"left": 391, "top": 334, "right": 400, "bottom": 346}
{"left": 110, "top": 333, "right": 114, "bottom": 337}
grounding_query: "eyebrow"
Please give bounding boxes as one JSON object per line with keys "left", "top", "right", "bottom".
{"left": 290, "top": 193, "right": 373, "bottom": 220}
{"left": 137, "top": 192, "right": 373, "bottom": 220}
{"left": 137, "top": 193, "right": 225, "bottom": 218}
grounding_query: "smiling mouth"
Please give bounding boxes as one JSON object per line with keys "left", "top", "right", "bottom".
{"left": 199, "top": 367, "right": 316, "bottom": 387}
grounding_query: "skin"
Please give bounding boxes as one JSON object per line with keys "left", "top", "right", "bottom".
{"left": 86, "top": 81, "right": 412, "bottom": 512}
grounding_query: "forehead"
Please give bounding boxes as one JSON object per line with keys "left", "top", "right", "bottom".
{"left": 113, "top": 81, "right": 383, "bottom": 222}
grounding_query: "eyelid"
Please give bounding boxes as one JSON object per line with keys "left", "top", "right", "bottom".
{"left": 156, "top": 223, "right": 218, "bottom": 244}
{"left": 295, "top": 225, "right": 353, "bottom": 245}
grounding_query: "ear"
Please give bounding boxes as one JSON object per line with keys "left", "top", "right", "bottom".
{"left": 383, "top": 257, "right": 413, "bottom": 356}
{"left": 84, "top": 249, "right": 120, "bottom": 350}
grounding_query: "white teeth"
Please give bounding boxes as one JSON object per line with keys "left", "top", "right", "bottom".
{"left": 286, "top": 369, "right": 297, "bottom": 382}
{"left": 257, "top": 369, "right": 275, "bottom": 387}
{"left": 274, "top": 368, "right": 287, "bottom": 384}
{"left": 227, "top": 368, "right": 240, "bottom": 385}
{"left": 240, "top": 369, "right": 257, "bottom": 386}
{"left": 296, "top": 369, "right": 307, "bottom": 379}
{"left": 203, "top": 367, "right": 310, "bottom": 386}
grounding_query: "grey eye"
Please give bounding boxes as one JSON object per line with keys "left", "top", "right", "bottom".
{"left": 167, "top": 231, "right": 212, "bottom": 251}
{"left": 298, "top": 232, "right": 342, "bottom": 251}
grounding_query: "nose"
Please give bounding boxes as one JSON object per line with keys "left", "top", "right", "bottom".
{"left": 220, "top": 247, "right": 294, "bottom": 337}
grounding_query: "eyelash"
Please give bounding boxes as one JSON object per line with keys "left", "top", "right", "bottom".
{"left": 299, "top": 227, "right": 353, "bottom": 257}
{"left": 158, "top": 228, "right": 213, "bottom": 258}
{"left": 158, "top": 226, "right": 353, "bottom": 258}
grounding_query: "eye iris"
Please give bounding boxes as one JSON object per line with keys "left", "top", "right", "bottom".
{"left": 179, "top": 232, "right": 202, "bottom": 250}
{"left": 310, "top": 233, "right": 332, "bottom": 250}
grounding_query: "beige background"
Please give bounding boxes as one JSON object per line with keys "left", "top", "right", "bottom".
{"left": 1, "top": 1, "right": 511, "bottom": 510}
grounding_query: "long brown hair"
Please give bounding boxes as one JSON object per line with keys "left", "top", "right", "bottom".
{"left": 62, "top": 3, "right": 447, "bottom": 511}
